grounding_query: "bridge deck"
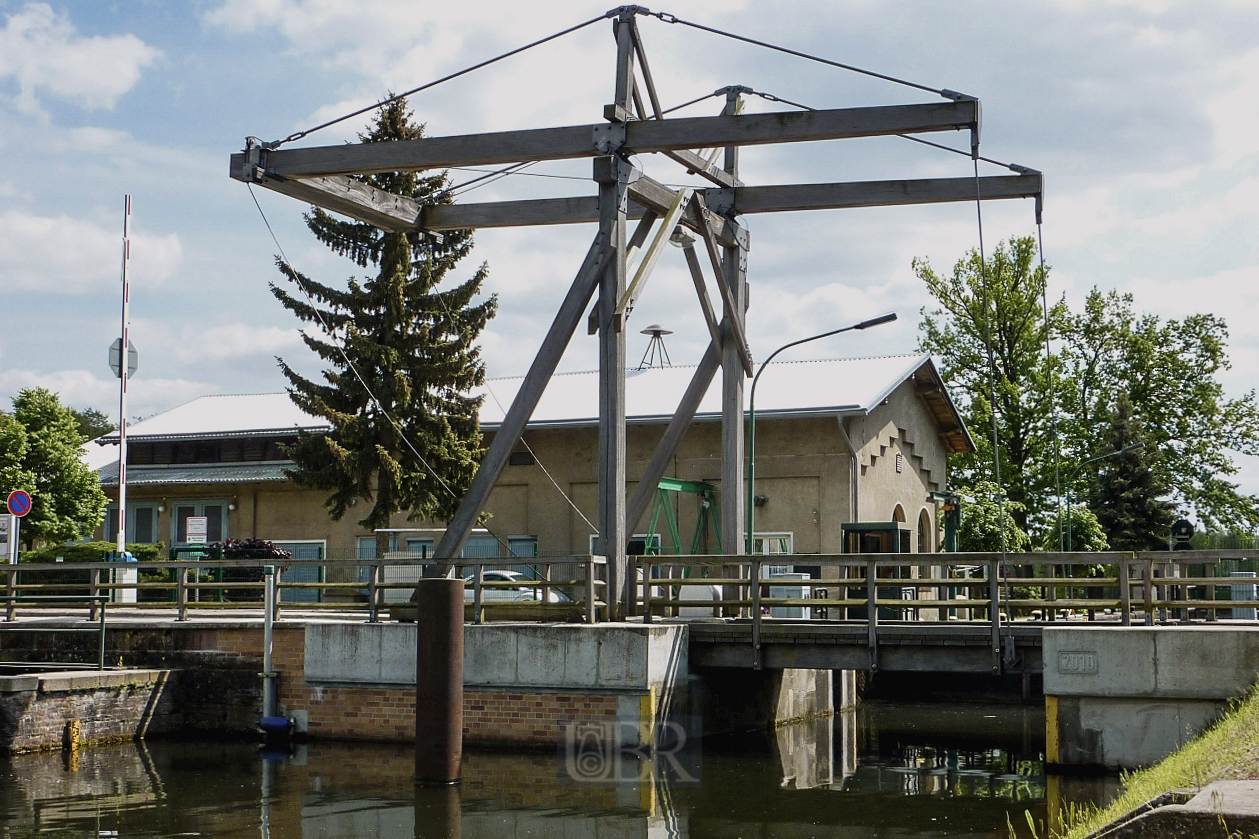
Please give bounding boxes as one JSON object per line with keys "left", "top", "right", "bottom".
{"left": 686, "top": 619, "right": 1055, "bottom": 673}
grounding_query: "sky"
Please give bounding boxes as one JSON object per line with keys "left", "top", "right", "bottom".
{"left": 1, "top": 0, "right": 1257, "bottom": 498}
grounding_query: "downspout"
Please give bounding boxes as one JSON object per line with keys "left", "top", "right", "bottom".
{"left": 836, "top": 416, "right": 860, "bottom": 523}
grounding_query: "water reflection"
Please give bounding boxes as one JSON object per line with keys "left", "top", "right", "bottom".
{"left": 0, "top": 702, "right": 1117, "bottom": 839}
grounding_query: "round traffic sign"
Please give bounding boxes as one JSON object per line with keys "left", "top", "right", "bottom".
{"left": 1171, "top": 518, "right": 1195, "bottom": 541}
{"left": 6, "top": 490, "right": 32, "bottom": 517}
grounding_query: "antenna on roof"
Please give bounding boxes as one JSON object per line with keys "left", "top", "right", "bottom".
{"left": 637, "top": 325, "right": 673, "bottom": 370}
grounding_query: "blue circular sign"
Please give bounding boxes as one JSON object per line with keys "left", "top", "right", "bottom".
{"left": 7, "top": 490, "right": 31, "bottom": 517}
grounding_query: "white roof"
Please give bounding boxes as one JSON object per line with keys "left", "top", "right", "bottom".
{"left": 111, "top": 392, "right": 329, "bottom": 441}
{"left": 478, "top": 354, "right": 934, "bottom": 428}
{"left": 106, "top": 354, "right": 941, "bottom": 439}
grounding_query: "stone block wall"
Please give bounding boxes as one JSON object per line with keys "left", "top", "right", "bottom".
{"left": 1, "top": 670, "right": 177, "bottom": 753}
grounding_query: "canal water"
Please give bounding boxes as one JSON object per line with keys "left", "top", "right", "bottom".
{"left": 1, "top": 701, "right": 1119, "bottom": 838}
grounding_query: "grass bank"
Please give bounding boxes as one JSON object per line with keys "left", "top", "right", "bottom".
{"left": 1059, "top": 683, "right": 1259, "bottom": 838}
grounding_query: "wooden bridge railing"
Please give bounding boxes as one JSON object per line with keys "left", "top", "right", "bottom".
{"left": 0, "top": 555, "right": 608, "bottom": 625}
{"left": 2, "top": 551, "right": 1256, "bottom": 639}
{"left": 633, "top": 550, "right": 1259, "bottom": 668}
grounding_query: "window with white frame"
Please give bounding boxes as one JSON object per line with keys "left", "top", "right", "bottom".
{"left": 752, "top": 531, "right": 794, "bottom": 575}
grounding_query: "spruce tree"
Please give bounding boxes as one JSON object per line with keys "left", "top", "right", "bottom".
{"left": 1086, "top": 392, "right": 1176, "bottom": 550}
{"left": 271, "top": 97, "right": 497, "bottom": 531}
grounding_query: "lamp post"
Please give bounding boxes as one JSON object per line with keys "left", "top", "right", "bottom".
{"left": 745, "top": 313, "right": 897, "bottom": 554}
{"left": 1065, "top": 442, "right": 1145, "bottom": 552}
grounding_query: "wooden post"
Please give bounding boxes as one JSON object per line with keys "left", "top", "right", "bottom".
{"left": 751, "top": 557, "right": 763, "bottom": 670}
{"left": 472, "top": 565, "right": 484, "bottom": 625}
{"left": 602, "top": 13, "right": 635, "bottom": 618}
{"left": 585, "top": 556, "right": 598, "bottom": 625}
{"left": 176, "top": 567, "right": 189, "bottom": 621}
{"left": 367, "top": 564, "right": 381, "bottom": 623}
{"left": 89, "top": 568, "right": 100, "bottom": 621}
{"left": 989, "top": 559, "right": 1001, "bottom": 674}
{"left": 719, "top": 90, "right": 748, "bottom": 616}
{"left": 1144, "top": 558, "right": 1155, "bottom": 625}
{"left": 415, "top": 578, "right": 464, "bottom": 784}
{"left": 641, "top": 558, "right": 652, "bottom": 623}
{"left": 866, "top": 559, "right": 878, "bottom": 670}
{"left": 1119, "top": 557, "right": 1132, "bottom": 626}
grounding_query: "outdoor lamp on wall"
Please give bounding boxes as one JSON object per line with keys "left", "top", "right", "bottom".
{"left": 228, "top": 496, "right": 238, "bottom": 511}
{"left": 157, "top": 498, "right": 166, "bottom": 513}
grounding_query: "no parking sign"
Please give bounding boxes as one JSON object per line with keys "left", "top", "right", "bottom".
{"left": 7, "top": 490, "right": 31, "bottom": 517}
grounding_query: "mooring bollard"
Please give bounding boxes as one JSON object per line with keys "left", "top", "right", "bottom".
{"left": 415, "top": 577, "right": 464, "bottom": 784}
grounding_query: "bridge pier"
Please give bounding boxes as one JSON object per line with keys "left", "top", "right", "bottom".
{"left": 1044, "top": 627, "right": 1259, "bottom": 769}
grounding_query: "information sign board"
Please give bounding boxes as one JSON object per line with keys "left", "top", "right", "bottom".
{"left": 0, "top": 514, "right": 16, "bottom": 564}
{"left": 186, "top": 516, "right": 208, "bottom": 544}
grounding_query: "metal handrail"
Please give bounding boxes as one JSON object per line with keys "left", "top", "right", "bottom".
{"left": 0, "top": 595, "right": 109, "bottom": 669}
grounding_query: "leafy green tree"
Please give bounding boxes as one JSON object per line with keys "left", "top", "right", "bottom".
{"left": 918, "top": 237, "right": 1259, "bottom": 542}
{"left": 1040, "top": 505, "right": 1109, "bottom": 553}
{"left": 917, "top": 236, "right": 1066, "bottom": 534}
{"left": 69, "top": 407, "right": 114, "bottom": 440}
{"left": 1086, "top": 392, "right": 1176, "bottom": 550}
{"left": 272, "top": 97, "right": 497, "bottom": 531}
{"left": 0, "top": 412, "right": 36, "bottom": 504}
{"left": 1060, "top": 289, "right": 1259, "bottom": 531}
{"left": 957, "top": 480, "right": 1031, "bottom": 552}
{"left": 9, "top": 388, "right": 108, "bottom": 549}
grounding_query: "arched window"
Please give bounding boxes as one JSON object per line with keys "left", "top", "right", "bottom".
{"left": 918, "top": 509, "right": 932, "bottom": 553}
{"left": 892, "top": 504, "right": 905, "bottom": 523}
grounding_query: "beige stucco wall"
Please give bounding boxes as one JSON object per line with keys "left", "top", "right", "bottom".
{"left": 101, "top": 377, "right": 953, "bottom": 562}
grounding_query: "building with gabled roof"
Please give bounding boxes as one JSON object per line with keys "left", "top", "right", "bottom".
{"left": 92, "top": 354, "right": 971, "bottom": 579}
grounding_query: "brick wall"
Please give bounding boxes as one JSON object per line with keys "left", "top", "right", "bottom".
{"left": 1, "top": 625, "right": 641, "bottom": 748}
{"left": 1, "top": 671, "right": 178, "bottom": 753}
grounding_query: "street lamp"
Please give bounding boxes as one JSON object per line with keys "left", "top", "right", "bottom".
{"left": 745, "top": 313, "right": 898, "bottom": 554}
{"left": 1065, "top": 442, "right": 1145, "bottom": 552}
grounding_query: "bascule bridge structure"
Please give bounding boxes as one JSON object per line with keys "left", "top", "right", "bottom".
{"left": 230, "top": 6, "right": 1043, "bottom": 616}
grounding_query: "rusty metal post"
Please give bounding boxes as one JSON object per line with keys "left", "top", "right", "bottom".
{"left": 415, "top": 577, "right": 464, "bottom": 784}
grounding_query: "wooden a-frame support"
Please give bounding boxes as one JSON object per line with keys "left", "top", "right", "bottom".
{"left": 231, "top": 7, "right": 1044, "bottom": 618}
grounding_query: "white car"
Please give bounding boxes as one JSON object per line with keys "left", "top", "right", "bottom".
{"left": 463, "top": 569, "right": 570, "bottom": 603}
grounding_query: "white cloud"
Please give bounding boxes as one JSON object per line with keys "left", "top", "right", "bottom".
{"left": 0, "top": 367, "right": 216, "bottom": 421}
{"left": 0, "top": 3, "right": 160, "bottom": 113}
{"left": 127, "top": 320, "right": 305, "bottom": 364}
{"left": 0, "top": 210, "right": 182, "bottom": 293}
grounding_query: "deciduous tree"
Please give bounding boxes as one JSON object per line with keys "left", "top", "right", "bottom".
{"left": 9, "top": 388, "right": 108, "bottom": 548}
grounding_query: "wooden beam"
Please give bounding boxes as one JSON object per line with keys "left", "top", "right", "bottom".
{"left": 707, "top": 173, "right": 1044, "bottom": 215}
{"left": 682, "top": 244, "right": 725, "bottom": 352}
{"left": 692, "top": 194, "right": 753, "bottom": 377}
{"left": 259, "top": 174, "right": 422, "bottom": 231}
{"left": 625, "top": 341, "right": 722, "bottom": 534}
{"left": 230, "top": 102, "right": 980, "bottom": 179}
{"left": 416, "top": 174, "right": 1038, "bottom": 234}
{"left": 432, "top": 237, "right": 607, "bottom": 564}
{"left": 613, "top": 188, "right": 692, "bottom": 331}
{"left": 629, "top": 176, "right": 742, "bottom": 247}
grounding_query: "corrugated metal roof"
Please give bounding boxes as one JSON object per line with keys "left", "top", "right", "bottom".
{"left": 103, "top": 354, "right": 959, "bottom": 437}
{"left": 97, "top": 461, "right": 292, "bottom": 486}
{"left": 104, "top": 392, "right": 329, "bottom": 443}
{"left": 478, "top": 354, "right": 934, "bottom": 428}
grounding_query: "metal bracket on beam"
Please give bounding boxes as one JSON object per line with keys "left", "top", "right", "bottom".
{"left": 593, "top": 122, "right": 627, "bottom": 156}
{"left": 242, "top": 137, "right": 267, "bottom": 183}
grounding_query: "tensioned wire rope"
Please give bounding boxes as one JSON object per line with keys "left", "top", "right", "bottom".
{"left": 263, "top": 7, "right": 971, "bottom": 150}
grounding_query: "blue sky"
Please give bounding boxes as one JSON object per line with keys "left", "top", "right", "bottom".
{"left": 2, "top": 0, "right": 1257, "bottom": 497}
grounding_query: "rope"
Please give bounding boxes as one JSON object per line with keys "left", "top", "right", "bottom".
{"left": 246, "top": 184, "right": 514, "bottom": 557}
{"left": 648, "top": 11, "right": 956, "bottom": 98}
{"left": 971, "top": 157, "right": 1013, "bottom": 624}
{"left": 1037, "top": 221, "right": 1065, "bottom": 551}
{"left": 268, "top": 14, "right": 609, "bottom": 148}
